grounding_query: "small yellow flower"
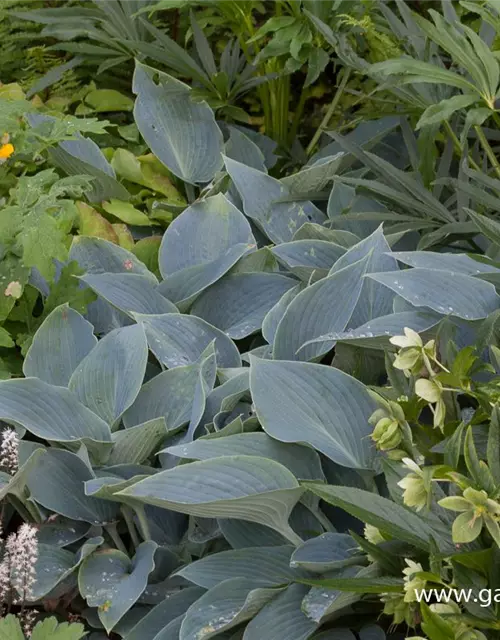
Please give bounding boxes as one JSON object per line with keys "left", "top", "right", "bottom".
{"left": 0, "top": 143, "right": 14, "bottom": 161}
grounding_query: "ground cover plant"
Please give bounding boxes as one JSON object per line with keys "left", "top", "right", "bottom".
{"left": 3, "top": 1, "right": 500, "bottom": 639}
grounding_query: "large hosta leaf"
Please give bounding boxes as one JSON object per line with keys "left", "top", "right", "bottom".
{"left": 70, "top": 237, "right": 154, "bottom": 278}
{"left": 369, "top": 268, "right": 500, "bottom": 320}
{"left": 133, "top": 62, "right": 223, "bottom": 184}
{"left": 159, "top": 194, "right": 254, "bottom": 277}
{"left": 250, "top": 359, "right": 377, "bottom": 469}
{"left": 225, "top": 156, "right": 325, "bottom": 243}
{"left": 330, "top": 226, "right": 398, "bottom": 326}
{"left": 23, "top": 304, "right": 97, "bottom": 386}
{"left": 176, "top": 546, "right": 305, "bottom": 588}
{"left": 166, "top": 433, "right": 323, "bottom": 481}
{"left": 391, "top": 251, "right": 500, "bottom": 275}
{"left": 303, "top": 311, "right": 441, "bottom": 350}
{"left": 79, "top": 541, "right": 157, "bottom": 633}
{"left": 118, "top": 456, "right": 304, "bottom": 543}
{"left": 28, "top": 449, "right": 119, "bottom": 524}
{"left": 190, "top": 273, "right": 296, "bottom": 339}
{"left": 243, "top": 583, "right": 317, "bottom": 640}
{"left": 80, "top": 273, "right": 178, "bottom": 317}
{"left": 303, "top": 483, "right": 452, "bottom": 552}
{"left": 123, "top": 346, "right": 216, "bottom": 431}
{"left": 69, "top": 325, "right": 148, "bottom": 425}
{"left": 290, "top": 533, "right": 358, "bottom": 573}
{"left": 180, "top": 577, "right": 280, "bottom": 640}
{"left": 272, "top": 256, "right": 368, "bottom": 361}
{"left": 272, "top": 240, "right": 346, "bottom": 271}
{"left": 108, "top": 418, "right": 168, "bottom": 466}
{"left": 136, "top": 313, "right": 241, "bottom": 368}
{"left": 0, "top": 378, "right": 111, "bottom": 446}
{"left": 125, "top": 587, "right": 205, "bottom": 640}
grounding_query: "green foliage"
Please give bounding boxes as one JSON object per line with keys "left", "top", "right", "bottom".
{"left": 0, "top": 615, "right": 86, "bottom": 640}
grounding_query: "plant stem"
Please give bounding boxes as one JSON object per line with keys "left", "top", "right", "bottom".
{"left": 184, "top": 183, "right": 196, "bottom": 204}
{"left": 288, "top": 83, "right": 309, "bottom": 148}
{"left": 134, "top": 505, "right": 152, "bottom": 541}
{"left": 122, "top": 506, "right": 140, "bottom": 549}
{"left": 306, "top": 68, "right": 351, "bottom": 157}
{"left": 443, "top": 120, "right": 481, "bottom": 172}
{"left": 474, "top": 124, "right": 500, "bottom": 180}
{"left": 105, "top": 523, "right": 127, "bottom": 554}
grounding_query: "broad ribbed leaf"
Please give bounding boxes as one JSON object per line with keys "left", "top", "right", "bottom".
{"left": 250, "top": 359, "right": 377, "bottom": 469}
{"left": 79, "top": 541, "right": 157, "bottom": 633}
{"left": 108, "top": 418, "right": 168, "bottom": 466}
{"left": 133, "top": 62, "right": 223, "bottom": 184}
{"left": 281, "top": 154, "right": 343, "bottom": 195}
{"left": 123, "top": 346, "right": 216, "bottom": 431}
{"left": 369, "top": 268, "right": 500, "bottom": 320}
{"left": 262, "top": 285, "right": 302, "bottom": 345}
{"left": 136, "top": 313, "right": 241, "bottom": 368}
{"left": 302, "top": 311, "right": 441, "bottom": 350}
{"left": 225, "top": 156, "right": 325, "bottom": 243}
{"left": 391, "top": 251, "right": 500, "bottom": 275}
{"left": 0, "top": 378, "right": 111, "bottom": 445}
{"left": 70, "top": 236, "right": 153, "bottom": 277}
{"left": 180, "top": 578, "right": 280, "bottom": 640}
{"left": 176, "top": 546, "right": 304, "bottom": 589}
{"left": 69, "top": 325, "right": 148, "bottom": 425}
{"left": 166, "top": 433, "right": 323, "bottom": 481}
{"left": 272, "top": 256, "right": 368, "bottom": 361}
{"left": 272, "top": 241, "right": 345, "bottom": 271}
{"left": 191, "top": 274, "right": 296, "bottom": 339}
{"left": 290, "top": 533, "right": 358, "bottom": 573}
{"left": 125, "top": 588, "right": 205, "bottom": 640}
{"left": 159, "top": 193, "right": 254, "bottom": 276}
{"left": 28, "top": 449, "right": 119, "bottom": 524}
{"left": 80, "top": 273, "right": 177, "bottom": 316}
{"left": 118, "top": 456, "right": 304, "bottom": 543}
{"left": 243, "top": 584, "right": 317, "bottom": 640}
{"left": 23, "top": 304, "right": 97, "bottom": 386}
{"left": 330, "top": 226, "right": 398, "bottom": 326}
{"left": 303, "top": 483, "right": 449, "bottom": 551}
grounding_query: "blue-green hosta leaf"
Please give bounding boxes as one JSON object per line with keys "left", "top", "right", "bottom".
{"left": 190, "top": 274, "right": 297, "bottom": 339}
{"left": 262, "top": 285, "right": 302, "bottom": 345}
{"left": 0, "top": 448, "right": 45, "bottom": 502}
{"left": 123, "top": 346, "right": 216, "bottom": 430}
{"left": 23, "top": 304, "right": 97, "bottom": 386}
{"left": 70, "top": 236, "right": 154, "bottom": 278}
{"left": 273, "top": 256, "right": 368, "bottom": 361}
{"left": 281, "top": 154, "right": 344, "bottom": 195}
{"left": 290, "top": 533, "right": 358, "bottom": 573}
{"left": 180, "top": 577, "right": 281, "bottom": 640}
{"left": 37, "top": 517, "right": 91, "bottom": 548}
{"left": 218, "top": 519, "right": 287, "bottom": 549}
{"left": 243, "top": 583, "right": 317, "bottom": 640}
{"left": 391, "top": 251, "right": 500, "bottom": 275}
{"left": 303, "top": 311, "right": 441, "bottom": 351}
{"left": 28, "top": 449, "right": 119, "bottom": 524}
{"left": 158, "top": 244, "right": 255, "bottom": 311}
{"left": 201, "top": 370, "right": 249, "bottom": 426}
{"left": 69, "top": 325, "right": 148, "bottom": 425}
{"left": 133, "top": 62, "right": 223, "bottom": 184}
{"left": 79, "top": 540, "right": 157, "bottom": 633}
{"left": 125, "top": 588, "right": 205, "bottom": 640}
{"left": 80, "top": 273, "right": 177, "bottom": 317}
{"left": 31, "top": 537, "right": 103, "bottom": 600}
{"left": 108, "top": 418, "right": 168, "bottom": 466}
{"left": 0, "top": 378, "right": 111, "bottom": 446}
{"left": 250, "top": 359, "right": 377, "bottom": 469}
{"left": 368, "top": 268, "right": 500, "bottom": 320}
{"left": 159, "top": 194, "right": 254, "bottom": 277}
{"left": 303, "top": 483, "right": 451, "bottom": 552}
{"left": 176, "top": 546, "right": 305, "bottom": 589}
{"left": 166, "top": 433, "right": 323, "bottom": 481}
{"left": 301, "top": 565, "right": 364, "bottom": 623}
{"left": 272, "top": 240, "right": 345, "bottom": 272}
{"left": 330, "top": 226, "right": 398, "bottom": 326}
{"left": 136, "top": 313, "right": 241, "bottom": 368}
{"left": 225, "top": 126, "right": 267, "bottom": 172}
{"left": 117, "top": 456, "right": 304, "bottom": 544}
{"left": 224, "top": 156, "right": 325, "bottom": 243}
